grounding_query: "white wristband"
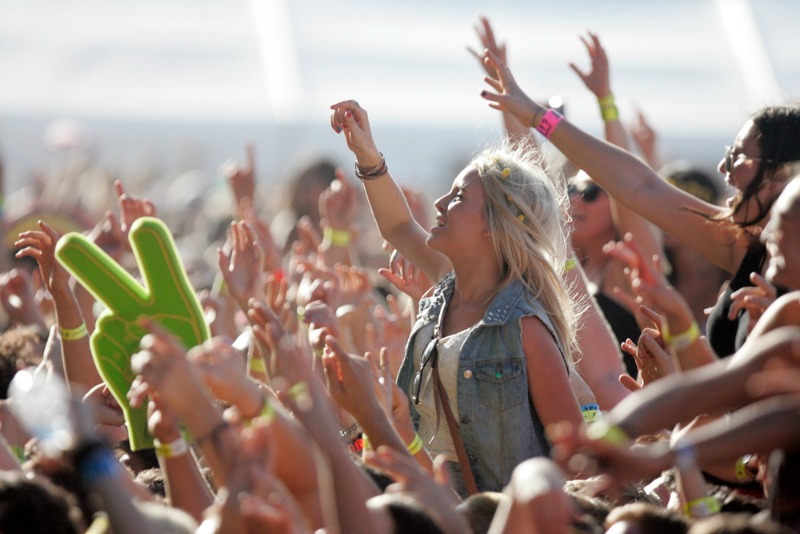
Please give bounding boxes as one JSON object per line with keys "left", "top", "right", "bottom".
{"left": 154, "top": 437, "right": 188, "bottom": 458}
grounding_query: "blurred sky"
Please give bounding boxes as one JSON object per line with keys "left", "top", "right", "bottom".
{"left": 1, "top": 0, "right": 799, "bottom": 198}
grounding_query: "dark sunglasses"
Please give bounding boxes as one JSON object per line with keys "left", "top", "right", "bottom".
{"left": 412, "top": 337, "right": 438, "bottom": 404}
{"left": 568, "top": 182, "right": 603, "bottom": 203}
{"left": 723, "top": 145, "right": 773, "bottom": 174}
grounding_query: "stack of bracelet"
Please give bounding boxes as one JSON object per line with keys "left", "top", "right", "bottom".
{"left": 354, "top": 153, "right": 388, "bottom": 181}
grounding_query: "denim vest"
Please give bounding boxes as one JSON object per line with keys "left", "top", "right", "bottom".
{"left": 396, "top": 272, "right": 566, "bottom": 492}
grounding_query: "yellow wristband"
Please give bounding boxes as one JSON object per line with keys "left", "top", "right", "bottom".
{"left": 154, "top": 437, "right": 188, "bottom": 458}
{"left": 362, "top": 434, "right": 372, "bottom": 451}
{"left": 249, "top": 356, "right": 266, "bottom": 373}
{"left": 406, "top": 433, "right": 423, "bottom": 455}
{"left": 597, "top": 94, "right": 619, "bottom": 123}
{"left": 581, "top": 403, "right": 602, "bottom": 424}
{"left": 586, "top": 421, "right": 628, "bottom": 446}
{"left": 323, "top": 227, "right": 351, "bottom": 247}
{"left": 564, "top": 258, "right": 578, "bottom": 273}
{"left": 663, "top": 321, "right": 701, "bottom": 351}
{"left": 735, "top": 454, "right": 756, "bottom": 484}
{"left": 684, "top": 496, "right": 720, "bottom": 518}
{"left": 59, "top": 323, "right": 88, "bottom": 341}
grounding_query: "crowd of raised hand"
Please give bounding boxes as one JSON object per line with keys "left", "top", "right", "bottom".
{"left": 0, "top": 15, "right": 797, "bottom": 534}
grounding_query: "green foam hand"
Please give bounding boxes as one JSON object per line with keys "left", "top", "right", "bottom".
{"left": 55, "top": 217, "right": 209, "bottom": 450}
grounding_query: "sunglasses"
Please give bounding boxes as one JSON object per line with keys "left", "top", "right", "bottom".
{"left": 412, "top": 337, "right": 438, "bottom": 404}
{"left": 568, "top": 182, "right": 603, "bottom": 203}
{"left": 724, "top": 145, "right": 772, "bottom": 174}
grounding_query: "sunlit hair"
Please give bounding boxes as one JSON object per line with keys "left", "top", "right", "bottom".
{"left": 471, "top": 142, "right": 580, "bottom": 363}
{"left": 724, "top": 104, "right": 800, "bottom": 227}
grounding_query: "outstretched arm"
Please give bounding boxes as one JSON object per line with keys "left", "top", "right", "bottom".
{"left": 480, "top": 51, "right": 745, "bottom": 273}
{"left": 330, "top": 100, "right": 451, "bottom": 282}
{"left": 569, "top": 32, "right": 663, "bottom": 272}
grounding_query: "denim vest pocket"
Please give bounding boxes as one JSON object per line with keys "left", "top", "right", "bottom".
{"left": 475, "top": 358, "right": 525, "bottom": 411}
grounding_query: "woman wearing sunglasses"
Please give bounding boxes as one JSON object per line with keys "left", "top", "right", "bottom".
{"left": 330, "top": 101, "right": 584, "bottom": 495}
{"left": 480, "top": 50, "right": 800, "bottom": 357}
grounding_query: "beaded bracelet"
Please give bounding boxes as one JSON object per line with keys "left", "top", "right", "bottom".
{"left": 154, "top": 437, "right": 188, "bottom": 458}
{"left": 60, "top": 323, "right": 88, "bottom": 341}
{"left": 339, "top": 422, "right": 362, "bottom": 443}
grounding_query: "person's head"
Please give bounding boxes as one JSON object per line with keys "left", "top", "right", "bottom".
{"left": 432, "top": 144, "right": 578, "bottom": 356}
{"left": 366, "top": 493, "right": 446, "bottom": 534}
{"left": 0, "top": 325, "right": 43, "bottom": 399}
{"left": 287, "top": 157, "right": 338, "bottom": 224}
{"left": 604, "top": 502, "right": 688, "bottom": 534}
{"left": 666, "top": 167, "right": 723, "bottom": 207}
{"left": 456, "top": 491, "right": 506, "bottom": 534}
{"left": 0, "top": 471, "right": 83, "bottom": 534}
{"left": 718, "top": 105, "right": 800, "bottom": 227}
{"left": 567, "top": 171, "right": 612, "bottom": 250}
{"left": 762, "top": 171, "right": 800, "bottom": 289}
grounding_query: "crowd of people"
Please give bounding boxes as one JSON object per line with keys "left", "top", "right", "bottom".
{"left": 0, "top": 16, "right": 797, "bottom": 533}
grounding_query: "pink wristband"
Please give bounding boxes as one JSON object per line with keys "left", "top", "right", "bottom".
{"left": 535, "top": 109, "right": 564, "bottom": 139}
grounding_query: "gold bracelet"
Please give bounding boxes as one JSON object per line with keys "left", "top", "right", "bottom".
{"left": 59, "top": 323, "right": 88, "bottom": 341}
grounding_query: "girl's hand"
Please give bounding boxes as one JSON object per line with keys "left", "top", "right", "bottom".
{"left": 569, "top": 31, "right": 612, "bottom": 99}
{"left": 329, "top": 100, "right": 382, "bottom": 166}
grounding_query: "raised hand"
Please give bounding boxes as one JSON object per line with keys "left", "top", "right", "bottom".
{"left": 56, "top": 217, "right": 209, "bottom": 449}
{"left": 480, "top": 50, "right": 541, "bottom": 127}
{"left": 319, "top": 169, "right": 356, "bottom": 233}
{"left": 629, "top": 109, "right": 661, "bottom": 168}
{"left": 15, "top": 221, "right": 71, "bottom": 295}
{"left": 568, "top": 31, "right": 611, "bottom": 99}
{"left": 128, "top": 318, "right": 209, "bottom": 418}
{"left": 378, "top": 249, "right": 433, "bottom": 303}
{"left": 329, "top": 100, "right": 383, "bottom": 167}
{"left": 217, "top": 221, "right": 264, "bottom": 312}
{"left": 115, "top": 180, "right": 156, "bottom": 237}
{"left": 468, "top": 16, "right": 507, "bottom": 78}
{"left": 729, "top": 272, "right": 777, "bottom": 330}
{"left": 0, "top": 268, "right": 47, "bottom": 331}
{"left": 221, "top": 143, "right": 257, "bottom": 214}
{"left": 188, "top": 337, "right": 264, "bottom": 419}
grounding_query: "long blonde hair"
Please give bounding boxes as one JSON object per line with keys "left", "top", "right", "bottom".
{"left": 471, "top": 143, "right": 580, "bottom": 362}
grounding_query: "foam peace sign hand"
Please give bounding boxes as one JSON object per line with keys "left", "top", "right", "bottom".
{"left": 56, "top": 217, "right": 209, "bottom": 450}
